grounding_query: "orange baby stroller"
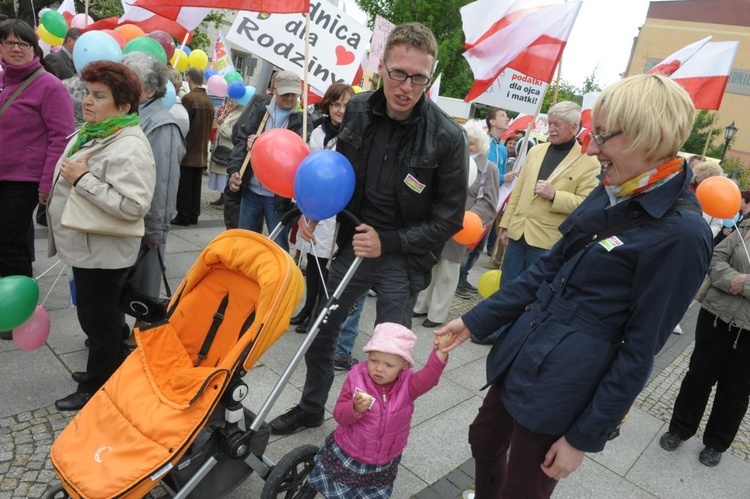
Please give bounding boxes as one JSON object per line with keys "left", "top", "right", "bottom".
{"left": 46, "top": 229, "right": 315, "bottom": 498}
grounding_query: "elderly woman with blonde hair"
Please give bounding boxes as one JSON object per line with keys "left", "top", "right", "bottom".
{"left": 438, "top": 74, "right": 713, "bottom": 497}
{"left": 413, "top": 119, "right": 498, "bottom": 328}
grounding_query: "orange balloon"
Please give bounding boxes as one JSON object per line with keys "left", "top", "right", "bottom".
{"left": 114, "top": 24, "right": 146, "bottom": 43}
{"left": 453, "top": 211, "right": 483, "bottom": 244}
{"left": 696, "top": 176, "right": 741, "bottom": 219}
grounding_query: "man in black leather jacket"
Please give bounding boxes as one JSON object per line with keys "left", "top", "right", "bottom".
{"left": 270, "top": 22, "right": 469, "bottom": 435}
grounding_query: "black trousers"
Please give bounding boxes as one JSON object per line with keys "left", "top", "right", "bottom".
{"left": 0, "top": 181, "right": 39, "bottom": 278}
{"left": 299, "top": 244, "right": 424, "bottom": 413}
{"left": 298, "top": 255, "right": 329, "bottom": 318}
{"left": 72, "top": 266, "right": 128, "bottom": 394}
{"left": 176, "top": 166, "right": 204, "bottom": 221}
{"left": 669, "top": 307, "right": 750, "bottom": 452}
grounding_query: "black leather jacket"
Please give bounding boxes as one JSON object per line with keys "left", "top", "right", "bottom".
{"left": 336, "top": 89, "right": 469, "bottom": 277}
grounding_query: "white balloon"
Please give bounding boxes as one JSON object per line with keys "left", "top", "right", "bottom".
{"left": 467, "top": 156, "right": 478, "bottom": 188}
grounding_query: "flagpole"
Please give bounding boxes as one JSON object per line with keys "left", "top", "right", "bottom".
{"left": 702, "top": 112, "right": 717, "bottom": 157}
{"left": 551, "top": 54, "right": 563, "bottom": 107}
{"left": 302, "top": 12, "right": 311, "bottom": 140}
{"left": 85, "top": 0, "right": 89, "bottom": 26}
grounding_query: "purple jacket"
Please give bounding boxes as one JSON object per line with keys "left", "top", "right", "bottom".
{"left": 332, "top": 350, "right": 447, "bottom": 465}
{"left": 0, "top": 58, "right": 75, "bottom": 194}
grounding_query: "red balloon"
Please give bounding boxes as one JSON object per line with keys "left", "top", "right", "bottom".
{"left": 453, "top": 211, "right": 483, "bottom": 244}
{"left": 148, "top": 29, "right": 176, "bottom": 62}
{"left": 102, "top": 29, "right": 126, "bottom": 49}
{"left": 696, "top": 176, "right": 741, "bottom": 219}
{"left": 252, "top": 129, "right": 310, "bottom": 199}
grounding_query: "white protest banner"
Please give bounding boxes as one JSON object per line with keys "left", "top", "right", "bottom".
{"left": 227, "top": 0, "right": 371, "bottom": 92}
{"left": 471, "top": 68, "right": 548, "bottom": 115}
{"left": 212, "top": 31, "right": 235, "bottom": 77}
{"left": 366, "top": 15, "right": 395, "bottom": 72}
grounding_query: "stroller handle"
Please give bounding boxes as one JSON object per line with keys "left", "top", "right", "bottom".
{"left": 269, "top": 208, "right": 363, "bottom": 242}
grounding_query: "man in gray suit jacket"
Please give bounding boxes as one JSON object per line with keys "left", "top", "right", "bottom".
{"left": 44, "top": 28, "right": 79, "bottom": 80}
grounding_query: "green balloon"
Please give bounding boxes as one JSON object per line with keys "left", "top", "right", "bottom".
{"left": 42, "top": 10, "right": 68, "bottom": 39}
{"left": 224, "top": 71, "right": 243, "bottom": 84}
{"left": 0, "top": 276, "right": 39, "bottom": 331}
{"left": 123, "top": 36, "right": 168, "bottom": 65}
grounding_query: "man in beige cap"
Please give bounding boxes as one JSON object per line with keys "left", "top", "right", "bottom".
{"left": 227, "top": 69, "right": 305, "bottom": 250}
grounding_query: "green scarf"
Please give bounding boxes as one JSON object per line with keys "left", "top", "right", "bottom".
{"left": 67, "top": 114, "right": 140, "bottom": 157}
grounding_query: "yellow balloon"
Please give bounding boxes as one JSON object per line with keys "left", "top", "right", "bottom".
{"left": 188, "top": 49, "right": 208, "bottom": 70}
{"left": 171, "top": 49, "right": 189, "bottom": 72}
{"left": 352, "top": 85, "right": 364, "bottom": 93}
{"left": 37, "top": 24, "right": 63, "bottom": 47}
{"left": 478, "top": 270, "right": 502, "bottom": 298}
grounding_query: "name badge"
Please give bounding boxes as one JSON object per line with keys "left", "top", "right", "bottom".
{"left": 404, "top": 174, "right": 425, "bottom": 193}
{"left": 599, "top": 236, "right": 623, "bottom": 252}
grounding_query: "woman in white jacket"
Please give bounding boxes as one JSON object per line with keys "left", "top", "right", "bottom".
{"left": 290, "top": 83, "right": 354, "bottom": 333}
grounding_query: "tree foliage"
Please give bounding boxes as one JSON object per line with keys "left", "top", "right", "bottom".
{"left": 682, "top": 110, "right": 726, "bottom": 159}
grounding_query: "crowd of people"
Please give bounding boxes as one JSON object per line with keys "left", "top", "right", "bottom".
{"left": 1, "top": 14, "right": 745, "bottom": 499}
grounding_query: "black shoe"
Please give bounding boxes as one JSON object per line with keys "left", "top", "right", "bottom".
{"left": 71, "top": 371, "right": 90, "bottom": 383}
{"left": 0, "top": 330, "right": 12, "bottom": 340}
{"left": 455, "top": 287, "right": 471, "bottom": 299}
{"left": 190, "top": 217, "right": 199, "bottom": 225}
{"left": 334, "top": 355, "right": 358, "bottom": 371}
{"left": 55, "top": 391, "right": 92, "bottom": 411}
{"left": 295, "top": 323, "right": 309, "bottom": 334}
{"left": 699, "top": 446, "right": 722, "bottom": 467}
{"left": 269, "top": 405, "right": 325, "bottom": 435}
{"left": 290, "top": 312, "right": 310, "bottom": 326}
{"left": 659, "top": 431, "right": 683, "bottom": 451}
{"left": 412, "top": 312, "right": 427, "bottom": 318}
{"left": 422, "top": 319, "right": 443, "bottom": 328}
{"left": 470, "top": 334, "right": 496, "bottom": 345}
{"left": 462, "top": 282, "right": 478, "bottom": 293}
{"left": 171, "top": 217, "right": 191, "bottom": 227}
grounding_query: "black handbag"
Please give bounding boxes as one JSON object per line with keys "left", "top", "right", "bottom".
{"left": 210, "top": 145, "right": 232, "bottom": 165}
{"left": 119, "top": 247, "right": 172, "bottom": 323}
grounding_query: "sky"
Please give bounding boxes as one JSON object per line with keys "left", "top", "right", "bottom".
{"left": 340, "top": 0, "right": 654, "bottom": 90}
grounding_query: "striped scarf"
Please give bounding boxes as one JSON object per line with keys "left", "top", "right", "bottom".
{"left": 67, "top": 114, "right": 140, "bottom": 157}
{"left": 604, "top": 157, "right": 683, "bottom": 202}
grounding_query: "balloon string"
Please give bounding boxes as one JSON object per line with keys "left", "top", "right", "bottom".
{"left": 41, "top": 263, "right": 67, "bottom": 307}
{"left": 733, "top": 222, "right": 750, "bottom": 265}
{"left": 34, "top": 259, "right": 63, "bottom": 280}
{"left": 303, "top": 215, "right": 330, "bottom": 301}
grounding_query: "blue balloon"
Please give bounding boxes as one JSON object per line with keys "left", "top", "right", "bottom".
{"left": 723, "top": 213, "right": 740, "bottom": 228}
{"left": 177, "top": 44, "right": 191, "bottom": 55}
{"left": 73, "top": 31, "right": 123, "bottom": 73}
{"left": 227, "top": 81, "right": 246, "bottom": 99}
{"left": 294, "top": 150, "right": 355, "bottom": 220}
{"left": 204, "top": 69, "right": 218, "bottom": 81}
{"left": 162, "top": 80, "right": 176, "bottom": 109}
{"left": 236, "top": 85, "right": 256, "bottom": 106}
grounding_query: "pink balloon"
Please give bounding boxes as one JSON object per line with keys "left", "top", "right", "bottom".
{"left": 148, "top": 29, "right": 176, "bottom": 61}
{"left": 207, "top": 74, "right": 228, "bottom": 97}
{"left": 70, "top": 13, "right": 94, "bottom": 29}
{"left": 13, "top": 305, "right": 51, "bottom": 351}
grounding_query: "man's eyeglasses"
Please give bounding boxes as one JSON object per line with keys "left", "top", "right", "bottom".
{"left": 1, "top": 40, "right": 33, "bottom": 50}
{"left": 384, "top": 64, "right": 431, "bottom": 86}
{"left": 589, "top": 130, "right": 622, "bottom": 146}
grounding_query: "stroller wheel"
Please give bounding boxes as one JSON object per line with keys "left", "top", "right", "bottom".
{"left": 261, "top": 444, "right": 319, "bottom": 499}
{"left": 44, "top": 484, "right": 71, "bottom": 499}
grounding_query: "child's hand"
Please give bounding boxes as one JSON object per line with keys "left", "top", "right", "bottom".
{"left": 353, "top": 391, "right": 374, "bottom": 415}
{"left": 434, "top": 333, "right": 454, "bottom": 361}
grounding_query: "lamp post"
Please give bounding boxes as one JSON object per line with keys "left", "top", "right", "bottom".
{"left": 722, "top": 121, "right": 738, "bottom": 165}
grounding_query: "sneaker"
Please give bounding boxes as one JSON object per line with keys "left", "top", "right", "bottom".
{"left": 269, "top": 405, "right": 325, "bottom": 435}
{"left": 368, "top": 288, "right": 377, "bottom": 297}
{"left": 659, "top": 431, "right": 683, "bottom": 451}
{"left": 334, "top": 355, "right": 358, "bottom": 371}
{"left": 455, "top": 287, "right": 471, "bottom": 299}
{"left": 462, "top": 282, "right": 478, "bottom": 293}
{"left": 462, "top": 490, "right": 475, "bottom": 499}
{"left": 699, "top": 446, "right": 722, "bottom": 467}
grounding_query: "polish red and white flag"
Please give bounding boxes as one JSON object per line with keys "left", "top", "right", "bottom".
{"left": 668, "top": 41, "right": 739, "bottom": 110}
{"left": 120, "top": 0, "right": 210, "bottom": 38}
{"left": 427, "top": 73, "right": 442, "bottom": 104}
{"left": 133, "top": 0, "right": 310, "bottom": 19}
{"left": 57, "top": 0, "right": 76, "bottom": 23}
{"left": 462, "top": 1, "right": 582, "bottom": 102}
{"left": 647, "top": 36, "right": 711, "bottom": 77}
{"left": 577, "top": 91, "right": 599, "bottom": 153}
{"left": 461, "top": 0, "right": 563, "bottom": 50}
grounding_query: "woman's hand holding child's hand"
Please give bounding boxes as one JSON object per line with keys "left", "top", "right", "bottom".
{"left": 433, "top": 318, "right": 472, "bottom": 353}
{"left": 434, "top": 332, "right": 454, "bottom": 361}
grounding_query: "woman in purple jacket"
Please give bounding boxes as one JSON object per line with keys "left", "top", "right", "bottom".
{"left": 0, "top": 19, "right": 74, "bottom": 338}
{"left": 306, "top": 323, "right": 452, "bottom": 498}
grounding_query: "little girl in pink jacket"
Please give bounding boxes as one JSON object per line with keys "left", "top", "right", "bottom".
{"left": 307, "top": 322, "right": 452, "bottom": 498}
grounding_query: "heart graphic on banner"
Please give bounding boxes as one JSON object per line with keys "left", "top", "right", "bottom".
{"left": 335, "top": 45, "right": 355, "bottom": 66}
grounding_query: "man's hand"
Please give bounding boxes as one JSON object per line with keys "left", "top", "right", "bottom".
{"left": 246, "top": 134, "right": 257, "bottom": 151}
{"left": 352, "top": 224, "right": 381, "bottom": 258}
{"left": 534, "top": 180, "right": 556, "bottom": 200}
{"left": 228, "top": 172, "right": 242, "bottom": 192}
{"left": 433, "top": 319, "right": 472, "bottom": 353}
{"left": 499, "top": 228, "right": 509, "bottom": 247}
{"left": 541, "top": 436, "right": 585, "bottom": 480}
{"left": 503, "top": 171, "right": 517, "bottom": 184}
{"left": 730, "top": 273, "right": 746, "bottom": 295}
{"left": 297, "top": 217, "right": 319, "bottom": 244}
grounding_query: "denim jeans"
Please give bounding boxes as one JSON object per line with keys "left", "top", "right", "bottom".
{"left": 459, "top": 231, "right": 489, "bottom": 286}
{"left": 500, "top": 236, "right": 549, "bottom": 288}
{"left": 238, "top": 189, "right": 290, "bottom": 251}
{"left": 335, "top": 293, "right": 367, "bottom": 357}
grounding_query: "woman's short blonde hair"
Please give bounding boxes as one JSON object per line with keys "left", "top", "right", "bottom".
{"left": 463, "top": 119, "right": 489, "bottom": 156}
{"left": 593, "top": 74, "right": 695, "bottom": 163}
{"left": 692, "top": 161, "right": 724, "bottom": 185}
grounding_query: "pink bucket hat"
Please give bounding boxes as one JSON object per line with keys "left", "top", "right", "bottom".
{"left": 363, "top": 322, "right": 417, "bottom": 367}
